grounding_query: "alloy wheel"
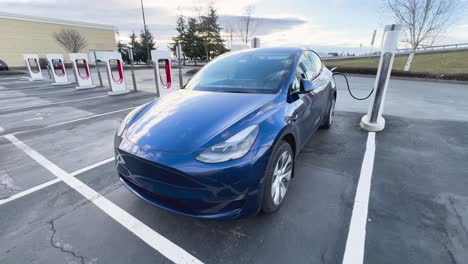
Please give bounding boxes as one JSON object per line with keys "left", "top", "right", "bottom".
{"left": 329, "top": 98, "right": 336, "bottom": 126}
{"left": 271, "top": 150, "right": 293, "bottom": 205}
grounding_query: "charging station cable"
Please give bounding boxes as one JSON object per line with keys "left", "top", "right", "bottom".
{"left": 332, "top": 72, "right": 374, "bottom": 101}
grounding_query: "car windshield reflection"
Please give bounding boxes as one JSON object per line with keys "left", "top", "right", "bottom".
{"left": 185, "top": 51, "right": 294, "bottom": 94}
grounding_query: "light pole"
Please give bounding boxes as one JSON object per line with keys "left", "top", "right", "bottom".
{"left": 140, "top": 0, "right": 151, "bottom": 64}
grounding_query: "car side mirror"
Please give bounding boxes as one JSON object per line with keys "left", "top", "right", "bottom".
{"left": 292, "top": 79, "right": 315, "bottom": 95}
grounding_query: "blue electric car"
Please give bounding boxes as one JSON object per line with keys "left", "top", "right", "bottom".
{"left": 115, "top": 47, "right": 336, "bottom": 219}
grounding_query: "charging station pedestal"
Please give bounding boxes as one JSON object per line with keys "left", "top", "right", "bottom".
{"left": 23, "top": 54, "right": 45, "bottom": 81}
{"left": 46, "top": 54, "right": 71, "bottom": 86}
{"left": 151, "top": 50, "right": 173, "bottom": 97}
{"left": 94, "top": 51, "right": 129, "bottom": 96}
{"left": 361, "top": 24, "right": 401, "bottom": 132}
{"left": 70, "top": 53, "right": 95, "bottom": 89}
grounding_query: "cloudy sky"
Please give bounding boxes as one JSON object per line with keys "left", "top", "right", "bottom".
{"left": 1, "top": 0, "right": 468, "bottom": 54}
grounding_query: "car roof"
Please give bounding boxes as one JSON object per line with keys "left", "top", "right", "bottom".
{"left": 230, "top": 47, "right": 306, "bottom": 57}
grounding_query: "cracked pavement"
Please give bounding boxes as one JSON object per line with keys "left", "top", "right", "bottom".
{"left": 0, "top": 170, "right": 19, "bottom": 198}
{"left": 49, "top": 220, "right": 87, "bottom": 264}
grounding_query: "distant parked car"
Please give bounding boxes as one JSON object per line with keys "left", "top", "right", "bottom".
{"left": 39, "top": 58, "right": 48, "bottom": 69}
{"left": 0, "top": 60, "right": 8, "bottom": 70}
{"left": 38, "top": 58, "right": 61, "bottom": 69}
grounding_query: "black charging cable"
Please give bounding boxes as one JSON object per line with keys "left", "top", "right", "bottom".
{"left": 332, "top": 72, "right": 374, "bottom": 101}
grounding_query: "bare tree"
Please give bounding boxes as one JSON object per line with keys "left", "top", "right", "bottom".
{"left": 385, "top": 0, "right": 462, "bottom": 71}
{"left": 53, "top": 29, "right": 88, "bottom": 53}
{"left": 238, "top": 5, "right": 258, "bottom": 45}
{"left": 224, "top": 22, "right": 235, "bottom": 48}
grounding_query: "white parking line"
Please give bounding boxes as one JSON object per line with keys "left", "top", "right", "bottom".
{"left": 0, "top": 88, "right": 97, "bottom": 99}
{"left": 0, "top": 157, "right": 115, "bottom": 206}
{"left": 69, "top": 157, "right": 115, "bottom": 176}
{"left": 4, "top": 134, "right": 203, "bottom": 264}
{"left": 11, "top": 106, "right": 137, "bottom": 136}
{"left": 342, "top": 132, "right": 376, "bottom": 264}
{"left": 0, "top": 178, "right": 61, "bottom": 205}
{"left": 0, "top": 95, "right": 108, "bottom": 112}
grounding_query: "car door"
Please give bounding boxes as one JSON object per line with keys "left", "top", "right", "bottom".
{"left": 300, "top": 53, "right": 322, "bottom": 130}
{"left": 306, "top": 51, "right": 329, "bottom": 119}
{"left": 287, "top": 54, "right": 321, "bottom": 149}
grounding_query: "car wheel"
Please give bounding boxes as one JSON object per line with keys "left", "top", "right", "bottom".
{"left": 321, "top": 96, "right": 336, "bottom": 129}
{"left": 262, "top": 141, "right": 293, "bottom": 213}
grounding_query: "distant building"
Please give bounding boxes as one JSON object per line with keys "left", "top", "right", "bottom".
{"left": 0, "top": 12, "right": 117, "bottom": 67}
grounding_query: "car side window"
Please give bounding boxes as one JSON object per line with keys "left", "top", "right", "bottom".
{"left": 291, "top": 64, "right": 306, "bottom": 92}
{"left": 306, "top": 51, "right": 323, "bottom": 78}
{"left": 299, "top": 55, "right": 315, "bottom": 80}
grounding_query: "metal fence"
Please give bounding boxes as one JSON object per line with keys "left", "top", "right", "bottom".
{"left": 322, "top": 42, "right": 468, "bottom": 61}
{"left": 396, "top": 43, "right": 468, "bottom": 54}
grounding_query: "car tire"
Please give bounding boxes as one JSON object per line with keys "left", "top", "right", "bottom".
{"left": 261, "top": 141, "right": 294, "bottom": 213}
{"left": 321, "top": 96, "right": 336, "bottom": 129}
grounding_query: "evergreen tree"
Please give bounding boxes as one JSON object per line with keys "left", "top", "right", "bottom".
{"left": 168, "top": 3, "right": 227, "bottom": 64}
{"left": 129, "top": 31, "right": 142, "bottom": 64}
{"left": 198, "top": 3, "right": 227, "bottom": 61}
{"left": 170, "top": 15, "right": 187, "bottom": 64}
{"left": 117, "top": 41, "right": 130, "bottom": 64}
{"left": 139, "top": 28, "right": 156, "bottom": 64}
{"left": 185, "top": 17, "right": 205, "bottom": 65}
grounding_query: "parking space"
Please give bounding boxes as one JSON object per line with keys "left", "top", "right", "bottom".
{"left": 0, "top": 136, "right": 56, "bottom": 199}
{"left": 0, "top": 74, "right": 467, "bottom": 263}
{"left": 365, "top": 116, "right": 468, "bottom": 264}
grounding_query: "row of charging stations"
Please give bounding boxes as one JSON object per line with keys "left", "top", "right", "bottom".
{"left": 23, "top": 50, "right": 174, "bottom": 97}
{"left": 23, "top": 52, "right": 129, "bottom": 95}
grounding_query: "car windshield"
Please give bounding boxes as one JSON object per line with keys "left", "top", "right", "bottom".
{"left": 185, "top": 51, "right": 294, "bottom": 93}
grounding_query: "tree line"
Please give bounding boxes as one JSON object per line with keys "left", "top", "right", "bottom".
{"left": 169, "top": 3, "right": 227, "bottom": 65}
{"left": 118, "top": 29, "right": 156, "bottom": 64}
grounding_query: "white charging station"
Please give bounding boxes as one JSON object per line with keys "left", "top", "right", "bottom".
{"left": 93, "top": 51, "right": 129, "bottom": 95}
{"left": 151, "top": 50, "right": 173, "bottom": 97}
{"left": 70, "top": 53, "right": 95, "bottom": 89}
{"left": 23, "top": 54, "right": 45, "bottom": 81}
{"left": 46, "top": 54, "right": 71, "bottom": 86}
{"left": 361, "top": 24, "right": 402, "bottom": 132}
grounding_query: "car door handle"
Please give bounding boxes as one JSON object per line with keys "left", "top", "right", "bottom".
{"left": 286, "top": 114, "right": 299, "bottom": 123}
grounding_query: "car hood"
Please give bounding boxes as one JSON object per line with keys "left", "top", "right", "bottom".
{"left": 125, "top": 89, "right": 274, "bottom": 152}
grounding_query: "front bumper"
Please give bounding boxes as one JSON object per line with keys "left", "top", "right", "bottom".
{"left": 115, "top": 137, "right": 272, "bottom": 219}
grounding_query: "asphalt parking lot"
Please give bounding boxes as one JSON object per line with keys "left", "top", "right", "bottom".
{"left": 0, "top": 72, "right": 467, "bottom": 264}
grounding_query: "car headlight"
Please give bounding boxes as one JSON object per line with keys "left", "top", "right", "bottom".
{"left": 196, "top": 125, "right": 259, "bottom": 163}
{"left": 116, "top": 103, "right": 149, "bottom": 137}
